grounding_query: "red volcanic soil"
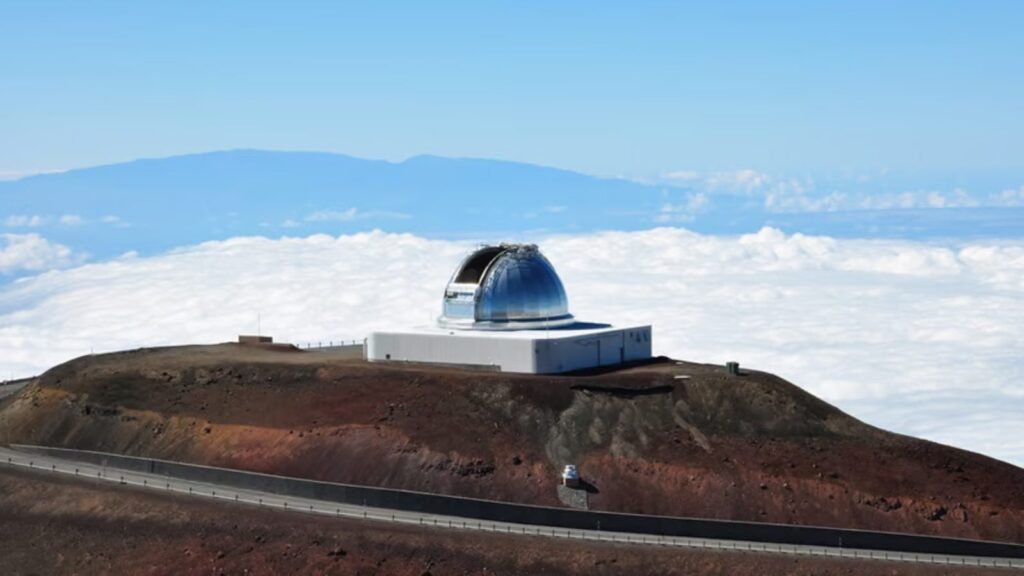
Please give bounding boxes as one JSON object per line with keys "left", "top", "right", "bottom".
{"left": 0, "top": 465, "right": 1005, "bottom": 576}
{"left": 1, "top": 343, "right": 1022, "bottom": 545}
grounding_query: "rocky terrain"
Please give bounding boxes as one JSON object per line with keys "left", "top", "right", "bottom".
{"left": 0, "top": 465, "right": 1006, "bottom": 576}
{"left": 1, "top": 343, "right": 1022, "bottom": 546}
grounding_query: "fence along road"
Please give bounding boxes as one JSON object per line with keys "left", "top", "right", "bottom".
{"left": 1, "top": 447, "right": 1022, "bottom": 569}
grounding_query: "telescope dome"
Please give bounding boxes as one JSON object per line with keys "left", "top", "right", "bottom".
{"left": 438, "top": 244, "right": 574, "bottom": 330}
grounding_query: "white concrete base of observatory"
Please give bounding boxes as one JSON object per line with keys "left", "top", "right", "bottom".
{"left": 366, "top": 324, "right": 652, "bottom": 374}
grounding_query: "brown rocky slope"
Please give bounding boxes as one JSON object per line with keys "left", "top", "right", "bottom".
{"left": 0, "top": 343, "right": 1021, "bottom": 544}
{"left": 0, "top": 465, "right": 1004, "bottom": 576}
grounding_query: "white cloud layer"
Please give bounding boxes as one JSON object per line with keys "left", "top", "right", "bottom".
{"left": 653, "top": 169, "right": 1024, "bottom": 214}
{"left": 3, "top": 214, "right": 125, "bottom": 229}
{"left": 4, "top": 215, "right": 46, "bottom": 227}
{"left": 303, "top": 208, "right": 412, "bottom": 224}
{"left": 305, "top": 208, "right": 360, "bottom": 222}
{"left": 0, "top": 234, "right": 77, "bottom": 274}
{"left": 0, "top": 228, "right": 1022, "bottom": 467}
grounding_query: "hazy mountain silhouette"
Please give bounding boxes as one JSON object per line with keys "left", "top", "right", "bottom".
{"left": 0, "top": 150, "right": 683, "bottom": 259}
{"left": 2, "top": 149, "right": 1022, "bottom": 263}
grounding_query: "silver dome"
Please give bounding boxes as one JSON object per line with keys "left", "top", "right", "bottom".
{"left": 438, "top": 244, "right": 574, "bottom": 330}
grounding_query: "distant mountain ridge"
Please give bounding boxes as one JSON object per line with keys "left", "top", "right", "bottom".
{"left": 0, "top": 149, "right": 673, "bottom": 260}
{"left": 2, "top": 149, "right": 1023, "bottom": 265}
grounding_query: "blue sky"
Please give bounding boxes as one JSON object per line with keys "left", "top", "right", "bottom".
{"left": 2, "top": 1, "right": 1022, "bottom": 179}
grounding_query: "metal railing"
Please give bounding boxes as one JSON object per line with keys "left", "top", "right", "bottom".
{"left": 294, "top": 338, "right": 365, "bottom": 350}
{"left": 1, "top": 454, "right": 1021, "bottom": 570}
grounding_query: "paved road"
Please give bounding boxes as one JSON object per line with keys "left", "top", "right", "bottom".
{"left": 0, "top": 446, "right": 1020, "bottom": 570}
{"left": 0, "top": 381, "right": 29, "bottom": 400}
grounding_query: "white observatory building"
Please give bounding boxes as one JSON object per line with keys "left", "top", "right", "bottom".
{"left": 366, "top": 243, "right": 652, "bottom": 374}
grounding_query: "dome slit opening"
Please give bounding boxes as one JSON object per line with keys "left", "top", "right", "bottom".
{"left": 454, "top": 246, "right": 505, "bottom": 284}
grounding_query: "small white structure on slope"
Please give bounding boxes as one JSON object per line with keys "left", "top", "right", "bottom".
{"left": 366, "top": 243, "right": 652, "bottom": 374}
{"left": 562, "top": 464, "right": 581, "bottom": 488}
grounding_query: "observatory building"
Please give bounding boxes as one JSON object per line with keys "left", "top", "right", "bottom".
{"left": 366, "top": 244, "right": 652, "bottom": 374}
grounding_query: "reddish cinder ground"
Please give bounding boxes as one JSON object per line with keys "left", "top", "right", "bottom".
{"left": 1, "top": 343, "right": 1022, "bottom": 545}
{"left": 0, "top": 466, "right": 1005, "bottom": 576}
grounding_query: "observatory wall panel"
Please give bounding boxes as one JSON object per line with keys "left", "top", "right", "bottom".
{"left": 624, "top": 326, "right": 653, "bottom": 362}
{"left": 366, "top": 331, "right": 538, "bottom": 372}
{"left": 533, "top": 337, "right": 596, "bottom": 373}
{"left": 367, "top": 325, "right": 652, "bottom": 374}
{"left": 532, "top": 326, "right": 652, "bottom": 373}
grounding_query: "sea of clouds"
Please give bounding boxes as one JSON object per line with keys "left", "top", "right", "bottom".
{"left": 1, "top": 228, "right": 1022, "bottom": 466}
